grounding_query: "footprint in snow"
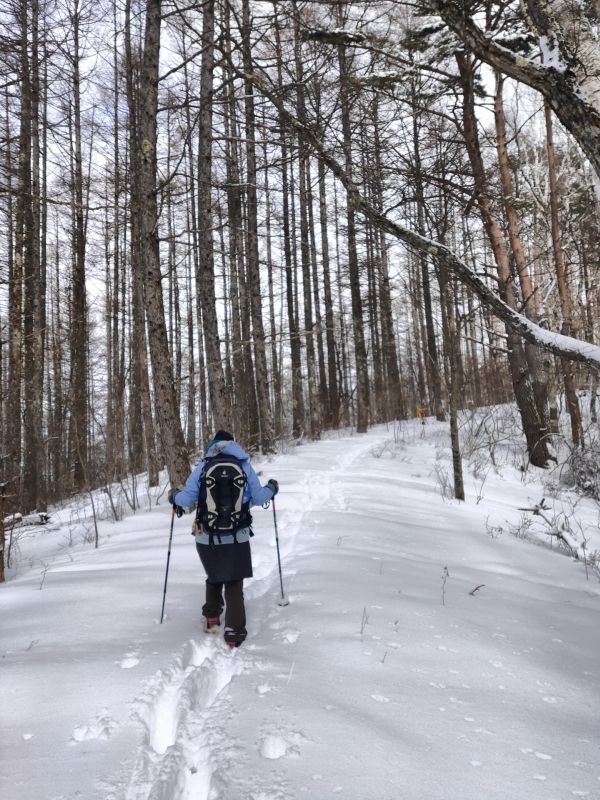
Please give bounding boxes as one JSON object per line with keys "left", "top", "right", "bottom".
{"left": 521, "top": 748, "right": 553, "bottom": 761}
{"left": 260, "top": 735, "right": 288, "bottom": 759}
{"left": 275, "top": 629, "right": 300, "bottom": 644}
{"left": 250, "top": 793, "right": 288, "bottom": 800}
{"left": 117, "top": 652, "right": 140, "bottom": 669}
{"left": 70, "top": 711, "right": 118, "bottom": 743}
{"left": 371, "top": 694, "right": 390, "bottom": 704}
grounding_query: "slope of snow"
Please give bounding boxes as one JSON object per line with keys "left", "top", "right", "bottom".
{"left": 1, "top": 421, "right": 599, "bottom": 800}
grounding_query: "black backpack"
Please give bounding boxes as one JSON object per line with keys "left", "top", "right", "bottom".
{"left": 196, "top": 454, "right": 252, "bottom": 541}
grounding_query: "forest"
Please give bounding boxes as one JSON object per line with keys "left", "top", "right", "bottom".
{"left": 2, "top": 0, "right": 600, "bottom": 580}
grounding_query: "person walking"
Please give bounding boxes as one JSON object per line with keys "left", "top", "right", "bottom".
{"left": 169, "top": 430, "right": 278, "bottom": 648}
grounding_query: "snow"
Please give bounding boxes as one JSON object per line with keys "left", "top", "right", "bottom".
{"left": 2, "top": 420, "right": 600, "bottom": 800}
{"left": 539, "top": 35, "right": 567, "bottom": 73}
{"left": 517, "top": 319, "right": 600, "bottom": 365}
{"left": 591, "top": 165, "right": 600, "bottom": 203}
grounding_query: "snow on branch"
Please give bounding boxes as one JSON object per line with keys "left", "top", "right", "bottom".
{"left": 350, "top": 71, "right": 415, "bottom": 87}
{"left": 364, "top": 210, "right": 600, "bottom": 370}
{"left": 430, "top": 0, "right": 600, "bottom": 177}
{"left": 241, "top": 68, "right": 600, "bottom": 372}
{"left": 303, "top": 28, "right": 367, "bottom": 46}
{"left": 429, "top": 0, "right": 550, "bottom": 88}
{"left": 3, "top": 511, "right": 50, "bottom": 528}
{"left": 517, "top": 498, "right": 587, "bottom": 560}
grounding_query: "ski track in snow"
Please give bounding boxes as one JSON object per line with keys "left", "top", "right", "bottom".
{"left": 123, "top": 637, "right": 246, "bottom": 800}
{"left": 121, "top": 436, "right": 378, "bottom": 800}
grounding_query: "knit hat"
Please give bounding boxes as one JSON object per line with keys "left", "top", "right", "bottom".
{"left": 213, "top": 429, "right": 234, "bottom": 442}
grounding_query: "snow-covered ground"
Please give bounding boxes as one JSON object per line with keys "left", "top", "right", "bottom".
{"left": 1, "top": 419, "right": 599, "bottom": 800}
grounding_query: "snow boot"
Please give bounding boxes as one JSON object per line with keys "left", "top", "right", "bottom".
{"left": 224, "top": 627, "right": 245, "bottom": 648}
{"left": 204, "top": 616, "right": 221, "bottom": 634}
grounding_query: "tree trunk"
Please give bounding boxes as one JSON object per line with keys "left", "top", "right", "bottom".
{"left": 410, "top": 82, "right": 445, "bottom": 422}
{"left": 494, "top": 73, "right": 550, "bottom": 431}
{"left": 457, "top": 52, "right": 551, "bottom": 467}
{"left": 371, "top": 96, "right": 404, "bottom": 420}
{"left": 262, "top": 122, "right": 283, "bottom": 438}
{"left": 307, "top": 156, "right": 328, "bottom": 428}
{"left": 293, "top": 7, "right": 320, "bottom": 439}
{"left": 181, "top": 38, "right": 197, "bottom": 454}
{"left": 0, "top": 485, "right": 5, "bottom": 582}
{"left": 241, "top": 0, "right": 274, "bottom": 451}
{"left": 106, "top": 1, "right": 125, "bottom": 483}
{"left": 198, "top": 0, "right": 232, "bottom": 434}
{"left": 221, "top": 10, "right": 258, "bottom": 443}
{"left": 9, "top": 0, "right": 29, "bottom": 511}
{"left": 49, "top": 239, "right": 65, "bottom": 501}
{"left": 439, "top": 265, "right": 465, "bottom": 500}
{"left": 317, "top": 156, "right": 340, "bottom": 428}
{"left": 544, "top": 102, "right": 584, "bottom": 447}
{"left": 22, "top": 0, "right": 44, "bottom": 512}
{"left": 69, "top": 0, "right": 89, "bottom": 490}
{"left": 273, "top": 7, "right": 304, "bottom": 437}
{"left": 337, "top": 37, "right": 369, "bottom": 432}
{"left": 136, "top": 0, "right": 188, "bottom": 486}
{"left": 2, "top": 88, "right": 15, "bottom": 491}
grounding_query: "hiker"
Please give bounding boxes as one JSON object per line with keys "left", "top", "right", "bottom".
{"left": 169, "top": 430, "right": 278, "bottom": 648}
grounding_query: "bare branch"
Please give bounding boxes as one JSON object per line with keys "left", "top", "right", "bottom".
{"left": 430, "top": 0, "right": 600, "bottom": 177}
{"left": 238, "top": 65, "right": 600, "bottom": 371}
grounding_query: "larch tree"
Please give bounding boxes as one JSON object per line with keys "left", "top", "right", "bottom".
{"left": 135, "top": 0, "right": 188, "bottom": 487}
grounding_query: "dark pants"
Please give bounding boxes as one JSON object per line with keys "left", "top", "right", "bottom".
{"left": 202, "top": 579, "right": 247, "bottom": 643}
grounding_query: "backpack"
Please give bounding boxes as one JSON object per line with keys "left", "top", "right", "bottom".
{"left": 196, "top": 454, "right": 252, "bottom": 541}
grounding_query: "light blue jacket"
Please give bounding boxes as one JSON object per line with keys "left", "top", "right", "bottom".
{"left": 174, "top": 441, "right": 274, "bottom": 545}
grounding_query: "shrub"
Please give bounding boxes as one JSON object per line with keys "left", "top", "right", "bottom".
{"left": 562, "top": 441, "right": 600, "bottom": 500}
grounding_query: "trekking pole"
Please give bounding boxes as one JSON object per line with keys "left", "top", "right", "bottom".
{"left": 160, "top": 508, "right": 176, "bottom": 624}
{"left": 272, "top": 497, "right": 289, "bottom": 606}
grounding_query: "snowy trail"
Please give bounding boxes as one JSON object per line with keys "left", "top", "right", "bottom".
{"left": 122, "top": 428, "right": 599, "bottom": 800}
{"left": 2, "top": 423, "right": 599, "bottom": 800}
{"left": 120, "top": 432, "right": 386, "bottom": 800}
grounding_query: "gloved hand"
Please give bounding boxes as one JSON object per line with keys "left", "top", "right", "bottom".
{"left": 168, "top": 487, "right": 184, "bottom": 518}
{"left": 267, "top": 478, "right": 279, "bottom": 497}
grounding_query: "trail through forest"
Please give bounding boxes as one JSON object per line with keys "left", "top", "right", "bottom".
{"left": 1, "top": 421, "right": 599, "bottom": 800}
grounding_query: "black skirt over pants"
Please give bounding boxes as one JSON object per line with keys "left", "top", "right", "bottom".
{"left": 196, "top": 540, "right": 253, "bottom": 583}
{"left": 197, "top": 540, "right": 252, "bottom": 642}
